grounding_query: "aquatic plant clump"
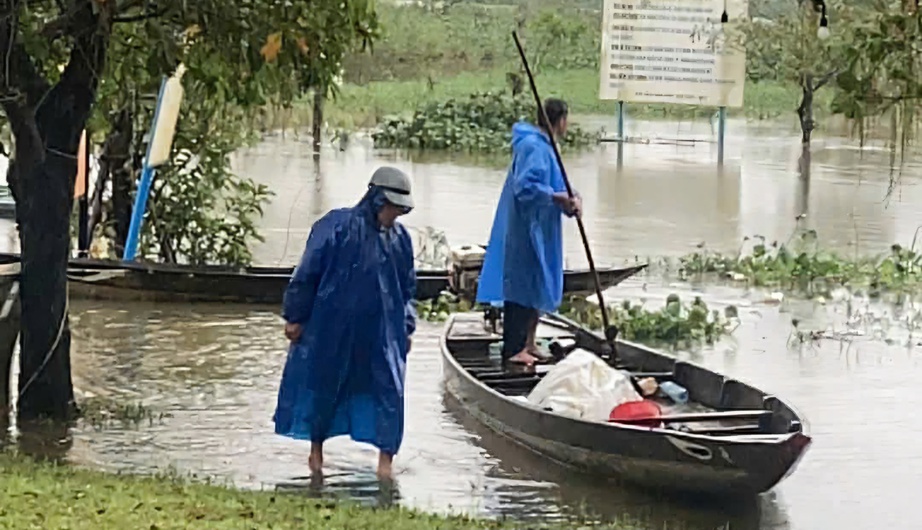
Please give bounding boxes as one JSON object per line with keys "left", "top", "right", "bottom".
{"left": 371, "top": 91, "right": 600, "bottom": 152}
{"left": 560, "top": 294, "right": 736, "bottom": 347}
{"left": 419, "top": 292, "right": 734, "bottom": 347}
{"left": 674, "top": 232, "right": 922, "bottom": 297}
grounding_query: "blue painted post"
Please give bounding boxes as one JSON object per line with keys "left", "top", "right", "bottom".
{"left": 121, "top": 165, "right": 156, "bottom": 261}
{"left": 122, "top": 77, "right": 169, "bottom": 261}
{"left": 617, "top": 100, "right": 624, "bottom": 168}
{"left": 717, "top": 106, "right": 727, "bottom": 167}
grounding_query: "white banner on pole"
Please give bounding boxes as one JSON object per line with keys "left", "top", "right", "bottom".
{"left": 599, "top": 0, "right": 747, "bottom": 108}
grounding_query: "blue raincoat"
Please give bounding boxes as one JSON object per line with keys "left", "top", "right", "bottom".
{"left": 273, "top": 186, "right": 417, "bottom": 455}
{"left": 476, "top": 122, "right": 571, "bottom": 314}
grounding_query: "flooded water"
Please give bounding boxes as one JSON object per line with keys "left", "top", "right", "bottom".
{"left": 40, "top": 118, "right": 922, "bottom": 529}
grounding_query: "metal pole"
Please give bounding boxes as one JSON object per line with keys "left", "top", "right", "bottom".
{"left": 717, "top": 106, "right": 726, "bottom": 167}
{"left": 512, "top": 31, "right": 615, "bottom": 348}
{"left": 617, "top": 100, "right": 624, "bottom": 168}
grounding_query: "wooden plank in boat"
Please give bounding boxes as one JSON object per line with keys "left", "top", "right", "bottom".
{"left": 609, "top": 409, "right": 772, "bottom": 425}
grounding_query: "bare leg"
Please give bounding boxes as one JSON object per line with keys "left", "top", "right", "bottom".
{"left": 309, "top": 442, "right": 324, "bottom": 475}
{"left": 524, "top": 314, "right": 540, "bottom": 355}
{"left": 377, "top": 452, "right": 395, "bottom": 481}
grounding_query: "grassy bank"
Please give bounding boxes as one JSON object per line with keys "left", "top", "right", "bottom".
{"left": 273, "top": 1, "right": 838, "bottom": 133}
{"left": 299, "top": 69, "right": 833, "bottom": 131}
{"left": 0, "top": 453, "right": 629, "bottom": 529}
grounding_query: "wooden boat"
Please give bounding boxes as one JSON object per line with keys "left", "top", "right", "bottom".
{"left": 441, "top": 311, "right": 812, "bottom": 497}
{"left": 0, "top": 252, "right": 647, "bottom": 304}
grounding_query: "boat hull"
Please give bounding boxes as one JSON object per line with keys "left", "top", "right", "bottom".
{"left": 441, "top": 314, "right": 811, "bottom": 497}
{"left": 0, "top": 253, "right": 646, "bottom": 304}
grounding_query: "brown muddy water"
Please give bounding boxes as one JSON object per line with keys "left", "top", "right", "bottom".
{"left": 23, "top": 117, "right": 922, "bottom": 529}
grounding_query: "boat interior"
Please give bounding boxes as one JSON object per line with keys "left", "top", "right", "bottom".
{"left": 444, "top": 311, "right": 806, "bottom": 440}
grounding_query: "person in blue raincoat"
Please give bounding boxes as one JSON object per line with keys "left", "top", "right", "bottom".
{"left": 274, "top": 166, "right": 417, "bottom": 481}
{"left": 476, "top": 99, "right": 581, "bottom": 366}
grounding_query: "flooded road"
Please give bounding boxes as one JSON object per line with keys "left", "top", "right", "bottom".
{"left": 56, "top": 118, "right": 922, "bottom": 529}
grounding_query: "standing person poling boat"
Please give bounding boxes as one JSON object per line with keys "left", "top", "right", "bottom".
{"left": 476, "top": 98, "right": 582, "bottom": 366}
{"left": 273, "top": 167, "right": 417, "bottom": 481}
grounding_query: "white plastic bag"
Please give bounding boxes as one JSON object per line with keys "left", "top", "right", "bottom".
{"left": 526, "top": 349, "right": 641, "bottom": 422}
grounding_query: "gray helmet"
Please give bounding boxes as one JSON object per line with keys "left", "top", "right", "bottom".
{"left": 369, "top": 166, "right": 414, "bottom": 210}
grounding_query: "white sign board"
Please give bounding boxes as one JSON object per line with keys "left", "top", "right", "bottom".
{"left": 599, "top": 0, "right": 747, "bottom": 108}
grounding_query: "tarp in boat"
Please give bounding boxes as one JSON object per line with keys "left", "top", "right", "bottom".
{"left": 527, "top": 350, "right": 641, "bottom": 422}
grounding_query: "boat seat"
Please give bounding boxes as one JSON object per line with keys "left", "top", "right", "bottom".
{"left": 479, "top": 374, "right": 545, "bottom": 384}
{"left": 763, "top": 396, "right": 802, "bottom": 433}
{"left": 611, "top": 410, "right": 773, "bottom": 431}
{"left": 673, "top": 424, "right": 766, "bottom": 436}
{"left": 673, "top": 361, "right": 725, "bottom": 409}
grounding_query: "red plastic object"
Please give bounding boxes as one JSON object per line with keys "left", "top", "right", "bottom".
{"left": 609, "top": 400, "right": 663, "bottom": 428}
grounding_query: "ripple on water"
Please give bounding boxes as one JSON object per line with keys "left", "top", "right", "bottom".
{"left": 54, "top": 127, "right": 922, "bottom": 530}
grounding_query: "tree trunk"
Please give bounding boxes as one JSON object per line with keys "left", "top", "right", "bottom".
{"left": 110, "top": 112, "right": 135, "bottom": 255}
{"left": 0, "top": 0, "right": 112, "bottom": 422}
{"left": 797, "top": 144, "right": 812, "bottom": 217}
{"left": 312, "top": 88, "right": 324, "bottom": 161}
{"left": 16, "top": 125, "right": 80, "bottom": 421}
{"left": 797, "top": 74, "right": 815, "bottom": 145}
{"left": 89, "top": 108, "right": 133, "bottom": 247}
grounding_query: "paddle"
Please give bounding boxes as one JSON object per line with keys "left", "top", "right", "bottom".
{"left": 511, "top": 31, "right": 617, "bottom": 355}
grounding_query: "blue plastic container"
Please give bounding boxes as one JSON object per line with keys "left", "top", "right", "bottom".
{"left": 659, "top": 381, "right": 689, "bottom": 404}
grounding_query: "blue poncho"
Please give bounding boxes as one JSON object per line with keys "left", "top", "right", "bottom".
{"left": 476, "top": 122, "right": 570, "bottom": 314}
{"left": 273, "top": 186, "right": 417, "bottom": 455}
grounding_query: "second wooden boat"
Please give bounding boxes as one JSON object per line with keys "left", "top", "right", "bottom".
{"left": 0, "top": 252, "right": 647, "bottom": 304}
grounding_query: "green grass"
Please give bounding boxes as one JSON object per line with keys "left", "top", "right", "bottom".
{"left": 295, "top": 69, "right": 834, "bottom": 131}
{"left": 0, "top": 453, "right": 633, "bottom": 529}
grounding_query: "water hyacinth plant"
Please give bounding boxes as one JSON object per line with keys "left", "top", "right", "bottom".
{"left": 559, "top": 294, "right": 736, "bottom": 348}
{"left": 674, "top": 230, "right": 922, "bottom": 297}
{"left": 418, "top": 292, "right": 736, "bottom": 348}
{"left": 372, "top": 91, "right": 599, "bottom": 152}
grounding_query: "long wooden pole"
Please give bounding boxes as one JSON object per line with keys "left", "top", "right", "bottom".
{"left": 511, "top": 31, "right": 612, "bottom": 340}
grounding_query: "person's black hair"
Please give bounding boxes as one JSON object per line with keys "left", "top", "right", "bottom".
{"left": 537, "top": 98, "right": 568, "bottom": 132}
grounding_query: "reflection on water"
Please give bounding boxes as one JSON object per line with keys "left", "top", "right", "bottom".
{"left": 236, "top": 118, "right": 922, "bottom": 269}
{"left": 64, "top": 280, "right": 922, "bottom": 530}
{"left": 51, "top": 120, "right": 922, "bottom": 530}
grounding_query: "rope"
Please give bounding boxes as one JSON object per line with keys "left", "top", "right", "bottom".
{"left": 275, "top": 168, "right": 314, "bottom": 266}
{"left": 17, "top": 285, "right": 69, "bottom": 402}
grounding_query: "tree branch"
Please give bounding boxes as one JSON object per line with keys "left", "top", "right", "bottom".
{"left": 0, "top": 0, "right": 52, "bottom": 107}
{"left": 40, "top": 0, "right": 145, "bottom": 41}
{"left": 37, "top": 0, "right": 113, "bottom": 150}
{"left": 813, "top": 69, "right": 840, "bottom": 91}
{"left": 113, "top": 7, "right": 169, "bottom": 23}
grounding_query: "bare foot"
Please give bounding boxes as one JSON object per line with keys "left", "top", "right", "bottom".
{"left": 377, "top": 453, "right": 394, "bottom": 481}
{"left": 507, "top": 350, "right": 539, "bottom": 366}
{"left": 309, "top": 445, "right": 324, "bottom": 476}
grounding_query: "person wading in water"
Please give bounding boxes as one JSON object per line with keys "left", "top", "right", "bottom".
{"left": 273, "top": 166, "right": 417, "bottom": 480}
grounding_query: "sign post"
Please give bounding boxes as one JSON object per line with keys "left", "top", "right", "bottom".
{"left": 599, "top": 0, "right": 747, "bottom": 166}
{"left": 122, "top": 65, "right": 186, "bottom": 261}
{"left": 616, "top": 100, "right": 624, "bottom": 168}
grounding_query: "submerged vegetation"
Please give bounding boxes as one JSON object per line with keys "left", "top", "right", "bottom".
{"left": 560, "top": 295, "right": 736, "bottom": 348}
{"left": 672, "top": 231, "right": 922, "bottom": 297}
{"left": 371, "top": 91, "right": 600, "bottom": 152}
{"left": 77, "top": 398, "right": 171, "bottom": 431}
